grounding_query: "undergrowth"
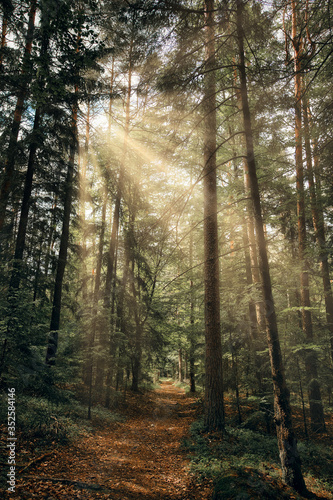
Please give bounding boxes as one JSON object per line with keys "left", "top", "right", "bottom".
{"left": 0, "top": 391, "right": 124, "bottom": 444}
{"left": 185, "top": 417, "right": 333, "bottom": 499}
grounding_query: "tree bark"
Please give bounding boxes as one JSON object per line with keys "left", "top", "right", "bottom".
{"left": 87, "top": 186, "right": 108, "bottom": 417}
{"left": 45, "top": 27, "right": 80, "bottom": 365}
{"left": 244, "top": 167, "right": 266, "bottom": 335}
{"left": 291, "top": 0, "right": 325, "bottom": 433}
{"left": 93, "top": 187, "right": 108, "bottom": 390}
{"left": 203, "top": 0, "right": 224, "bottom": 431}
{"left": 236, "top": 0, "right": 307, "bottom": 493}
{"left": 79, "top": 100, "right": 90, "bottom": 302}
{"left": 0, "top": 0, "right": 13, "bottom": 71}
{"left": 178, "top": 348, "right": 183, "bottom": 382}
{"left": 234, "top": 63, "right": 265, "bottom": 339}
{"left": 9, "top": 107, "right": 41, "bottom": 290}
{"left": 104, "top": 41, "right": 132, "bottom": 311}
{"left": 189, "top": 216, "right": 196, "bottom": 393}
{"left": 303, "top": 98, "right": 333, "bottom": 364}
{"left": 9, "top": 9, "right": 51, "bottom": 291}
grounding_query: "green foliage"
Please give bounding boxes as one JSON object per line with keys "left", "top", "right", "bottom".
{"left": 186, "top": 419, "right": 333, "bottom": 498}
{"left": 213, "top": 468, "right": 297, "bottom": 500}
{"left": 0, "top": 392, "right": 123, "bottom": 445}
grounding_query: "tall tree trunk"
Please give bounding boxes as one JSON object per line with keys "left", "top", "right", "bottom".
{"left": 127, "top": 208, "right": 144, "bottom": 393}
{"left": 87, "top": 186, "right": 108, "bottom": 417}
{"left": 44, "top": 192, "right": 58, "bottom": 278}
{"left": 291, "top": 0, "right": 325, "bottom": 433}
{"left": 108, "top": 56, "right": 115, "bottom": 139}
{"left": 104, "top": 42, "right": 132, "bottom": 311}
{"left": 203, "top": 0, "right": 224, "bottom": 431}
{"left": 0, "top": 1, "right": 13, "bottom": 71}
{"left": 242, "top": 219, "right": 265, "bottom": 394}
{"left": 189, "top": 216, "right": 196, "bottom": 393}
{"left": 130, "top": 269, "right": 143, "bottom": 393}
{"left": 105, "top": 239, "right": 118, "bottom": 407}
{"left": 92, "top": 187, "right": 108, "bottom": 391}
{"left": 9, "top": 107, "right": 41, "bottom": 290}
{"left": 115, "top": 249, "right": 130, "bottom": 392}
{"left": 0, "top": 12, "right": 7, "bottom": 71}
{"left": 234, "top": 64, "right": 265, "bottom": 393}
{"left": 1, "top": 106, "right": 42, "bottom": 378}
{"left": 236, "top": 0, "right": 307, "bottom": 493}
{"left": 105, "top": 48, "right": 132, "bottom": 391}
{"left": 0, "top": 0, "right": 37, "bottom": 230}
{"left": 178, "top": 347, "right": 183, "bottom": 382}
{"left": 45, "top": 27, "right": 80, "bottom": 365}
{"left": 244, "top": 168, "right": 266, "bottom": 335}
{"left": 79, "top": 100, "right": 90, "bottom": 302}
{"left": 9, "top": 9, "right": 50, "bottom": 291}
{"left": 234, "top": 63, "right": 265, "bottom": 338}
{"left": 45, "top": 134, "right": 76, "bottom": 364}
{"left": 303, "top": 98, "right": 333, "bottom": 364}
{"left": 242, "top": 219, "right": 258, "bottom": 339}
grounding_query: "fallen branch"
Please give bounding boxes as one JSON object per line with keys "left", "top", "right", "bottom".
{"left": 19, "top": 452, "right": 55, "bottom": 474}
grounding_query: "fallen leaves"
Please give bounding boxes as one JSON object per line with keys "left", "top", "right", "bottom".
{"left": 0, "top": 382, "right": 212, "bottom": 500}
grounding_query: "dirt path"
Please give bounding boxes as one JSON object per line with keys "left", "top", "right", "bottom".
{"left": 15, "top": 382, "right": 213, "bottom": 499}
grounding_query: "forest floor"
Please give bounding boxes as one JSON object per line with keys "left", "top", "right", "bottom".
{"left": 1, "top": 381, "right": 333, "bottom": 499}
{"left": 1, "top": 381, "right": 214, "bottom": 499}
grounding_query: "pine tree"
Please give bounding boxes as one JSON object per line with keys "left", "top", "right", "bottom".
{"left": 203, "top": 0, "right": 224, "bottom": 432}
{"left": 236, "top": 0, "right": 307, "bottom": 493}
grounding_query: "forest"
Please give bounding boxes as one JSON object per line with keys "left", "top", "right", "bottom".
{"left": 0, "top": 0, "right": 332, "bottom": 498}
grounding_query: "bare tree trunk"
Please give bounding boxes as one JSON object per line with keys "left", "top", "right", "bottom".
{"left": 234, "top": 64, "right": 266, "bottom": 393}
{"left": 189, "top": 217, "right": 196, "bottom": 393}
{"left": 94, "top": 188, "right": 109, "bottom": 390}
{"left": 130, "top": 257, "right": 143, "bottom": 393}
{"left": 0, "top": 1, "right": 13, "bottom": 71}
{"left": 104, "top": 41, "right": 132, "bottom": 311}
{"left": 105, "top": 237, "right": 118, "bottom": 407}
{"left": 115, "top": 250, "right": 130, "bottom": 392}
{"left": 291, "top": 0, "right": 325, "bottom": 433}
{"left": 303, "top": 98, "right": 333, "bottom": 364}
{"left": 236, "top": 0, "right": 307, "bottom": 493}
{"left": 203, "top": 0, "right": 224, "bottom": 431}
{"left": 108, "top": 56, "right": 115, "bottom": 138}
{"left": 44, "top": 192, "right": 58, "bottom": 279}
{"left": 9, "top": 106, "right": 41, "bottom": 290}
{"left": 242, "top": 220, "right": 258, "bottom": 339}
{"left": 234, "top": 63, "right": 266, "bottom": 338}
{"left": 87, "top": 186, "right": 108, "bottom": 417}
{"left": 178, "top": 348, "right": 183, "bottom": 382}
{"left": 79, "top": 100, "right": 90, "bottom": 302}
{"left": 9, "top": 10, "right": 50, "bottom": 291}
{"left": 45, "top": 26, "right": 80, "bottom": 365}
{"left": 244, "top": 168, "right": 266, "bottom": 335}
{"left": 0, "top": 13, "right": 7, "bottom": 71}
{"left": 0, "top": 0, "right": 37, "bottom": 230}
